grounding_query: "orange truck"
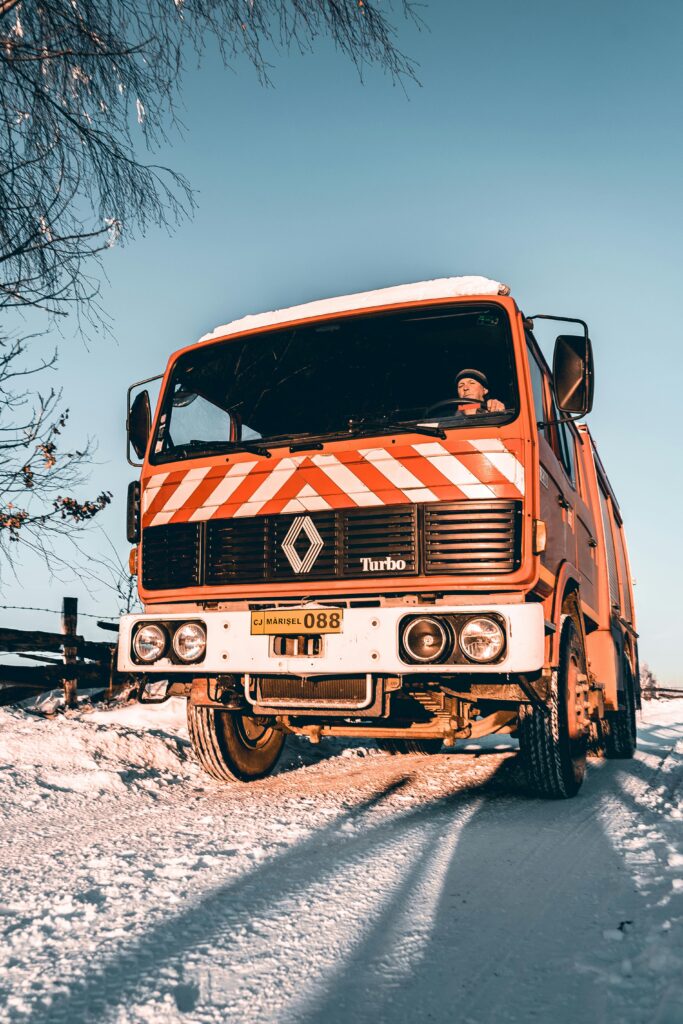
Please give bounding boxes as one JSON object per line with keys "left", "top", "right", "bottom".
{"left": 119, "top": 276, "right": 639, "bottom": 798}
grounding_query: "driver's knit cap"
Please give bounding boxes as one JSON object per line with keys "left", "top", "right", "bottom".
{"left": 455, "top": 368, "right": 489, "bottom": 388}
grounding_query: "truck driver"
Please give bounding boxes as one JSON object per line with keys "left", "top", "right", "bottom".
{"left": 426, "top": 369, "right": 506, "bottom": 419}
{"left": 455, "top": 368, "right": 505, "bottom": 415}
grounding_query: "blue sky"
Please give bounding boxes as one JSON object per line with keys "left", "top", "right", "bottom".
{"left": 5, "top": 1, "right": 682, "bottom": 684}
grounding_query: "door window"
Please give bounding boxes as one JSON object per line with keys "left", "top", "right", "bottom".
{"left": 527, "top": 343, "right": 548, "bottom": 438}
{"left": 599, "top": 486, "right": 620, "bottom": 610}
{"left": 558, "top": 420, "right": 576, "bottom": 486}
{"left": 614, "top": 524, "right": 634, "bottom": 622}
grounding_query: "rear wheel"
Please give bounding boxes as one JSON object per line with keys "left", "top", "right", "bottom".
{"left": 187, "top": 704, "right": 285, "bottom": 782}
{"left": 376, "top": 738, "right": 443, "bottom": 755}
{"left": 518, "top": 615, "right": 588, "bottom": 799}
{"left": 601, "top": 661, "right": 637, "bottom": 759}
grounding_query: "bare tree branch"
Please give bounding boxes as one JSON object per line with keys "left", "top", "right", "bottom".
{"left": 1, "top": 1, "right": 419, "bottom": 321}
{"left": 0, "top": 332, "right": 111, "bottom": 577}
{"left": 0, "top": 1, "right": 419, "bottom": 580}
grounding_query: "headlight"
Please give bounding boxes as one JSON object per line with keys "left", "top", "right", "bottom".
{"left": 133, "top": 623, "right": 167, "bottom": 663}
{"left": 172, "top": 622, "right": 206, "bottom": 663}
{"left": 402, "top": 616, "right": 450, "bottom": 663}
{"left": 459, "top": 617, "right": 505, "bottom": 663}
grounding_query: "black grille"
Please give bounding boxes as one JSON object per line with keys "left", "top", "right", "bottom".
{"left": 206, "top": 516, "right": 268, "bottom": 585}
{"left": 424, "top": 501, "right": 521, "bottom": 574}
{"left": 141, "top": 522, "right": 200, "bottom": 590}
{"left": 342, "top": 506, "right": 417, "bottom": 575}
{"left": 142, "top": 500, "right": 521, "bottom": 589}
{"left": 256, "top": 675, "right": 367, "bottom": 704}
{"left": 204, "top": 506, "right": 416, "bottom": 586}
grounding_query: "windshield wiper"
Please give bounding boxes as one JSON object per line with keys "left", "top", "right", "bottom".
{"left": 170, "top": 439, "right": 272, "bottom": 460}
{"left": 347, "top": 417, "right": 446, "bottom": 440}
{"left": 289, "top": 439, "right": 324, "bottom": 453}
{"left": 226, "top": 440, "right": 272, "bottom": 458}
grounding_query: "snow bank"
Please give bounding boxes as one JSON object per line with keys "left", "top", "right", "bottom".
{"left": 87, "top": 696, "right": 188, "bottom": 734}
{"left": 0, "top": 699, "right": 191, "bottom": 799}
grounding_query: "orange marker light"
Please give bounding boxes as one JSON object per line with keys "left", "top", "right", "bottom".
{"left": 533, "top": 519, "right": 547, "bottom": 554}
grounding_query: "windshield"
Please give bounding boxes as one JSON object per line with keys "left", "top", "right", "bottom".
{"left": 152, "top": 303, "right": 518, "bottom": 461}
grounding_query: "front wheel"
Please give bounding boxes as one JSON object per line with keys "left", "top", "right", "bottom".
{"left": 518, "top": 616, "right": 588, "bottom": 799}
{"left": 187, "top": 704, "right": 285, "bottom": 782}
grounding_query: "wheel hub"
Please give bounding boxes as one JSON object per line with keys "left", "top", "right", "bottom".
{"left": 237, "top": 714, "right": 276, "bottom": 749}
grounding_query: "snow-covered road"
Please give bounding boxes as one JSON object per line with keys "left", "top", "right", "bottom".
{"left": 1, "top": 699, "right": 682, "bottom": 1024}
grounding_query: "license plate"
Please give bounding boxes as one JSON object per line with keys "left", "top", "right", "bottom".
{"left": 250, "top": 608, "right": 343, "bottom": 635}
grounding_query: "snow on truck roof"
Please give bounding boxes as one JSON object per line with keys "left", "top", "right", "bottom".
{"left": 199, "top": 276, "right": 511, "bottom": 343}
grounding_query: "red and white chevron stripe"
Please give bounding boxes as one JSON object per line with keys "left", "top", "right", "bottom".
{"left": 141, "top": 438, "right": 525, "bottom": 529}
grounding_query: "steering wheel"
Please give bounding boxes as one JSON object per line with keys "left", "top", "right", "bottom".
{"left": 425, "top": 397, "right": 484, "bottom": 417}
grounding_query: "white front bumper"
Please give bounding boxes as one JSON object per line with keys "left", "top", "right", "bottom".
{"left": 117, "top": 603, "right": 544, "bottom": 675}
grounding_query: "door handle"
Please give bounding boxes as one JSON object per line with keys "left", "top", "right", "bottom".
{"left": 557, "top": 494, "right": 570, "bottom": 510}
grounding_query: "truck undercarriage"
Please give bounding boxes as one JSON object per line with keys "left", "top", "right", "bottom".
{"left": 145, "top": 672, "right": 530, "bottom": 745}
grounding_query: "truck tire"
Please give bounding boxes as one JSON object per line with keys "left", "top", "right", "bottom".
{"left": 187, "top": 704, "right": 285, "bottom": 782}
{"left": 518, "top": 616, "right": 587, "bottom": 799}
{"left": 601, "top": 661, "right": 637, "bottom": 759}
{"left": 376, "top": 739, "right": 443, "bottom": 755}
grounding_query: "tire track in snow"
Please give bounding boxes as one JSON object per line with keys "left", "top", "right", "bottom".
{"left": 2, "top": 702, "right": 682, "bottom": 1024}
{"left": 129, "top": 796, "right": 484, "bottom": 1024}
{"left": 287, "top": 799, "right": 482, "bottom": 1024}
{"left": 20, "top": 775, "right": 496, "bottom": 1024}
{"left": 590, "top": 716, "right": 683, "bottom": 1024}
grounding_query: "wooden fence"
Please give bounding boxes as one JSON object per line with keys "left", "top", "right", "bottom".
{"left": 0, "top": 597, "right": 124, "bottom": 708}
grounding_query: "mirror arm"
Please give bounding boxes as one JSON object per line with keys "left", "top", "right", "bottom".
{"left": 526, "top": 313, "right": 589, "bottom": 340}
{"left": 536, "top": 412, "right": 584, "bottom": 429}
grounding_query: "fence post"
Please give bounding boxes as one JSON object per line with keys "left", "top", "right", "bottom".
{"left": 106, "top": 646, "right": 116, "bottom": 701}
{"left": 61, "top": 597, "right": 78, "bottom": 708}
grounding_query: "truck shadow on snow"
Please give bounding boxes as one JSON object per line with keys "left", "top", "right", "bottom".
{"left": 24, "top": 731, "right": 682, "bottom": 1024}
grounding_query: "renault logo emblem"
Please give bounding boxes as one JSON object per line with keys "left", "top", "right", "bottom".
{"left": 281, "top": 516, "right": 324, "bottom": 574}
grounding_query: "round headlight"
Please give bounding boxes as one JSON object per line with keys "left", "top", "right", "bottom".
{"left": 402, "top": 617, "right": 450, "bottom": 663}
{"left": 172, "top": 622, "right": 206, "bottom": 663}
{"left": 133, "top": 623, "right": 167, "bottom": 663}
{"left": 459, "top": 617, "right": 505, "bottom": 663}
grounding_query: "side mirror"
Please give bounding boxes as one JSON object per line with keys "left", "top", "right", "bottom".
{"left": 553, "top": 334, "right": 594, "bottom": 416}
{"left": 128, "top": 390, "right": 151, "bottom": 461}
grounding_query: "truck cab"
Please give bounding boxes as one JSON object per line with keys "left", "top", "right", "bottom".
{"left": 119, "top": 276, "right": 638, "bottom": 797}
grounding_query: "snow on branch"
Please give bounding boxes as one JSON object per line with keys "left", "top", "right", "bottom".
{"left": 0, "top": 1, "right": 419, "bottom": 321}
